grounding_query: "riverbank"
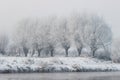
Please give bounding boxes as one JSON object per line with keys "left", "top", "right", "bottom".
{"left": 0, "top": 57, "right": 120, "bottom": 73}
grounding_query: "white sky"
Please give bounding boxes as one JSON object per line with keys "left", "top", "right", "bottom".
{"left": 0, "top": 0, "right": 120, "bottom": 38}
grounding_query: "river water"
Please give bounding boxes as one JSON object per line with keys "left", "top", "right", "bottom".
{"left": 0, "top": 72, "right": 120, "bottom": 80}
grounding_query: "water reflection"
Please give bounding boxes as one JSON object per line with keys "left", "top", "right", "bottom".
{"left": 0, "top": 72, "right": 120, "bottom": 80}
{"left": 8, "top": 78, "right": 40, "bottom": 80}
{"left": 89, "top": 76, "right": 120, "bottom": 80}
{"left": 6, "top": 76, "right": 120, "bottom": 80}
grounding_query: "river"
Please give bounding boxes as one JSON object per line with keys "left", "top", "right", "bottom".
{"left": 0, "top": 72, "right": 120, "bottom": 80}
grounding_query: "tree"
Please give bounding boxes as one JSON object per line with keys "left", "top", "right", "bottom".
{"left": 71, "top": 14, "right": 88, "bottom": 56}
{"left": 14, "top": 18, "right": 35, "bottom": 57}
{"left": 44, "top": 16, "right": 59, "bottom": 57}
{"left": 12, "top": 13, "right": 112, "bottom": 58}
{"left": 0, "top": 33, "right": 9, "bottom": 55}
{"left": 112, "top": 39, "right": 120, "bottom": 62}
{"left": 57, "top": 18, "right": 71, "bottom": 57}
{"left": 85, "top": 15, "right": 112, "bottom": 57}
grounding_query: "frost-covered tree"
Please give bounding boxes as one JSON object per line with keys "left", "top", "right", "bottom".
{"left": 112, "top": 39, "right": 120, "bottom": 62}
{"left": 29, "top": 19, "right": 47, "bottom": 57}
{"left": 14, "top": 19, "right": 35, "bottom": 57}
{"left": 57, "top": 18, "right": 71, "bottom": 57}
{"left": 0, "top": 33, "right": 9, "bottom": 55}
{"left": 70, "top": 14, "right": 88, "bottom": 56}
{"left": 85, "top": 15, "right": 112, "bottom": 57}
{"left": 12, "top": 12, "right": 112, "bottom": 58}
{"left": 43, "top": 16, "right": 58, "bottom": 57}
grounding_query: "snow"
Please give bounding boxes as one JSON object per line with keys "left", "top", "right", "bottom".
{"left": 68, "top": 47, "right": 78, "bottom": 57}
{"left": 54, "top": 48, "right": 66, "bottom": 57}
{"left": 0, "top": 57, "right": 120, "bottom": 73}
{"left": 81, "top": 48, "right": 91, "bottom": 57}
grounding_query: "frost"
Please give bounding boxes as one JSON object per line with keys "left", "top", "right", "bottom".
{"left": 0, "top": 57, "right": 119, "bottom": 73}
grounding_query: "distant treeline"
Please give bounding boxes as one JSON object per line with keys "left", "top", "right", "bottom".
{"left": 0, "top": 13, "right": 112, "bottom": 60}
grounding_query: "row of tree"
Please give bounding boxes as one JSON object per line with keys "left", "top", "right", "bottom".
{"left": 0, "top": 13, "right": 112, "bottom": 59}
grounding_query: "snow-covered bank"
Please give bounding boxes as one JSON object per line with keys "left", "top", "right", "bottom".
{"left": 0, "top": 57, "right": 120, "bottom": 73}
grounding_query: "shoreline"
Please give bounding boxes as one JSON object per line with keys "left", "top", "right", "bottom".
{"left": 0, "top": 57, "right": 120, "bottom": 73}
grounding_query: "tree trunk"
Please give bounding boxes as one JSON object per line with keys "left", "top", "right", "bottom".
{"left": 32, "top": 49, "right": 35, "bottom": 57}
{"left": 65, "top": 48, "right": 69, "bottom": 57}
{"left": 23, "top": 47, "right": 28, "bottom": 57}
{"left": 77, "top": 48, "right": 82, "bottom": 56}
{"left": 38, "top": 48, "right": 42, "bottom": 57}
{"left": 0, "top": 50, "right": 5, "bottom": 55}
{"left": 92, "top": 48, "right": 97, "bottom": 57}
{"left": 51, "top": 49, "right": 54, "bottom": 57}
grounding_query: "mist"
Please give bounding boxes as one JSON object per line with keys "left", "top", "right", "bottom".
{"left": 0, "top": 0, "right": 120, "bottom": 38}
{"left": 0, "top": 0, "right": 120, "bottom": 74}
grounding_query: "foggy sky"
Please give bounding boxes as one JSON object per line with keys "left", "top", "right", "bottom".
{"left": 0, "top": 0, "right": 120, "bottom": 38}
